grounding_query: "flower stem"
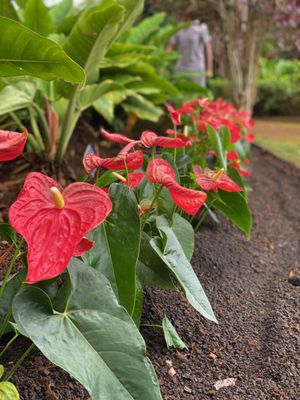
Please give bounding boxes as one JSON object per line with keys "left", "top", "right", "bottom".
{"left": 3, "top": 342, "right": 35, "bottom": 381}
{"left": 0, "top": 309, "right": 12, "bottom": 341}
{"left": 0, "top": 332, "right": 19, "bottom": 359}
{"left": 0, "top": 240, "right": 23, "bottom": 300}
{"left": 141, "top": 323, "right": 162, "bottom": 329}
{"left": 141, "top": 184, "right": 163, "bottom": 229}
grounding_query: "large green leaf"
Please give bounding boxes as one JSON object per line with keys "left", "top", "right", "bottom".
{"left": 0, "top": 80, "right": 36, "bottom": 115}
{"left": 63, "top": 4, "right": 125, "bottom": 83}
{"left": 77, "top": 80, "right": 123, "bottom": 110}
{"left": 112, "top": 0, "right": 144, "bottom": 39}
{"left": 122, "top": 94, "right": 162, "bottom": 122}
{"left": 0, "top": 382, "right": 19, "bottom": 400}
{"left": 213, "top": 190, "right": 252, "bottom": 236}
{"left": 13, "top": 259, "right": 162, "bottom": 400}
{"left": 207, "top": 124, "right": 227, "bottom": 172}
{"left": 24, "top": 0, "right": 54, "bottom": 36}
{"left": 138, "top": 232, "right": 176, "bottom": 291}
{"left": 151, "top": 226, "right": 217, "bottom": 323}
{"left": 0, "top": 0, "right": 19, "bottom": 20}
{"left": 156, "top": 214, "right": 194, "bottom": 261}
{"left": 84, "top": 184, "right": 141, "bottom": 315}
{"left": 0, "top": 270, "right": 26, "bottom": 326}
{"left": 0, "top": 17, "right": 85, "bottom": 83}
{"left": 126, "top": 12, "right": 166, "bottom": 45}
{"left": 0, "top": 223, "right": 16, "bottom": 244}
{"left": 50, "top": 0, "right": 73, "bottom": 26}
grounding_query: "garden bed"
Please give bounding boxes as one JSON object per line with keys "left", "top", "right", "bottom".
{"left": 1, "top": 145, "right": 299, "bottom": 399}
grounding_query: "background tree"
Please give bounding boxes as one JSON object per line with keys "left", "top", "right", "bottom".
{"left": 146, "top": 0, "right": 299, "bottom": 111}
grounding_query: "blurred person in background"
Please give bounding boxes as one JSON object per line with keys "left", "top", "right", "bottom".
{"left": 166, "top": 18, "right": 213, "bottom": 87}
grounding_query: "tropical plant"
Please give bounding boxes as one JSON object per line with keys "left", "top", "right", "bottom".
{"left": 0, "top": 0, "right": 144, "bottom": 163}
{"left": 0, "top": 95, "right": 254, "bottom": 399}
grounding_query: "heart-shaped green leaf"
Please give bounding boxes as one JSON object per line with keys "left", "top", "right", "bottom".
{"left": 13, "top": 259, "right": 162, "bottom": 400}
{"left": 151, "top": 226, "right": 217, "bottom": 323}
{"left": 0, "top": 16, "right": 85, "bottom": 83}
{"left": 0, "top": 381, "right": 19, "bottom": 400}
{"left": 83, "top": 184, "right": 141, "bottom": 315}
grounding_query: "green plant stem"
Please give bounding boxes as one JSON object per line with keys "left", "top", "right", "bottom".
{"left": 29, "top": 107, "right": 45, "bottom": 151}
{"left": 55, "top": 86, "right": 81, "bottom": 163}
{"left": 141, "top": 184, "right": 163, "bottom": 229}
{"left": 194, "top": 201, "right": 215, "bottom": 232}
{"left": 151, "top": 146, "right": 156, "bottom": 160}
{"left": 9, "top": 112, "right": 25, "bottom": 131}
{"left": 33, "top": 103, "right": 50, "bottom": 149}
{"left": 3, "top": 343, "right": 35, "bottom": 381}
{"left": 0, "top": 332, "right": 19, "bottom": 359}
{"left": 0, "top": 243, "right": 22, "bottom": 300}
{"left": 0, "top": 309, "right": 12, "bottom": 341}
{"left": 27, "top": 134, "right": 42, "bottom": 153}
{"left": 141, "top": 324, "right": 162, "bottom": 329}
{"left": 123, "top": 159, "right": 129, "bottom": 183}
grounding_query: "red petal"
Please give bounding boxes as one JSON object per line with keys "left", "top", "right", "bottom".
{"left": 217, "top": 174, "right": 243, "bottom": 192}
{"left": 83, "top": 150, "right": 144, "bottom": 173}
{"left": 0, "top": 129, "right": 28, "bottom": 161}
{"left": 166, "top": 104, "right": 181, "bottom": 125}
{"left": 166, "top": 181, "right": 207, "bottom": 215}
{"left": 119, "top": 172, "right": 144, "bottom": 190}
{"left": 227, "top": 151, "right": 239, "bottom": 160}
{"left": 146, "top": 158, "right": 176, "bottom": 185}
{"left": 100, "top": 128, "right": 133, "bottom": 144}
{"left": 9, "top": 173, "right": 112, "bottom": 283}
{"left": 116, "top": 140, "right": 141, "bottom": 159}
{"left": 147, "top": 159, "right": 206, "bottom": 215}
{"left": 141, "top": 130, "right": 190, "bottom": 148}
{"left": 244, "top": 133, "right": 255, "bottom": 143}
{"left": 73, "top": 237, "right": 94, "bottom": 256}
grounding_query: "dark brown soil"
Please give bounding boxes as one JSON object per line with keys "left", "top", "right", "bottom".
{"left": 1, "top": 145, "right": 299, "bottom": 399}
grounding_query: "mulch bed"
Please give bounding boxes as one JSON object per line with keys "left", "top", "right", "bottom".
{"left": 1, "top": 145, "right": 299, "bottom": 399}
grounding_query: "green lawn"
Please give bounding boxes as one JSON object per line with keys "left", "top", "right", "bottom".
{"left": 254, "top": 118, "right": 300, "bottom": 167}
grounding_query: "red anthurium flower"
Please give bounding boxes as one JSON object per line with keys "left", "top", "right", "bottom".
{"left": 0, "top": 129, "right": 28, "bottom": 162}
{"left": 112, "top": 171, "right": 144, "bottom": 190}
{"left": 100, "top": 128, "right": 132, "bottom": 144}
{"left": 193, "top": 166, "right": 243, "bottom": 193}
{"left": 146, "top": 158, "right": 207, "bottom": 215}
{"left": 166, "top": 104, "right": 181, "bottom": 125}
{"left": 227, "top": 150, "right": 239, "bottom": 160}
{"left": 83, "top": 150, "right": 144, "bottom": 174}
{"left": 230, "top": 160, "right": 251, "bottom": 177}
{"left": 166, "top": 129, "right": 200, "bottom": 143}
{"left": 244, "top": 133, "right": 255, "bottom": 143}
{"left": 140, "top": 130, "right": 192, "bottom": 148}
{"left": 9, "top": 173, "right": 112, "bottom": 283}
{"left": 73, "top": 237, "right": 95, "bottom": 256}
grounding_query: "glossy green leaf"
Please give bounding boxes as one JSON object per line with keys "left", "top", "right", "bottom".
{"left": 0, "top": 381, "right": 19, "bottom": 400}
{"left": 131, "top": 277, "right": 143, "bottom": 328}
{"left": 151, "top": 226, "right": 217, "bottom": 323}
{"left": 0, "top": 17, "right": 85, "bottom": 83}
{"left": 126, "top": 12, "right": 166, "bottom": 44}
{"left": 0, "top": 0, "right": 19, "bottom": 20}
{"left": 162, "top": 316, "right": 187, "bottom": 350}
{"left": 213, "top": 191, "right": 252, "bottom": 236}
{"left": 113, "top": 0, "right": 144, "bottom": 38}
{"left": 77, "top": 80, "right": 123, "bottom": 110}
{"left": 138, "top": 232, "right": 176, "bottom": 291}
{"left": 84, "top": 184, "right": 141, "bottom": 315}
{"left": 0, "top": 270, "right": 26, "bottom": 328}
{"left": 156, "top": 214, "right": 194, "bottom": 261}
{"left": 24, "top": 0, "right": 54, "bottom": 36}
{"left": 123, "top": 94, "right": 162, "bottom": 122}
{"left": 13, "top": 259, "right": 162, "bottom": 400}
{"left": 0, "top": 223, "right": 16, "bottom": 244}
{"left": 63, "top": 4, "right": 125, "bottom": 83}
{"left": 50, "top": 0, "right": 73, "bottom": 26}
{"left": 207, "top": 124, "right": 227, "bottom": 172}
{"left": 0, "top": 80, "right": 36, "bottom": 116}
{"left": 82, "top": 224, "right": 117, "bottom": 295}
